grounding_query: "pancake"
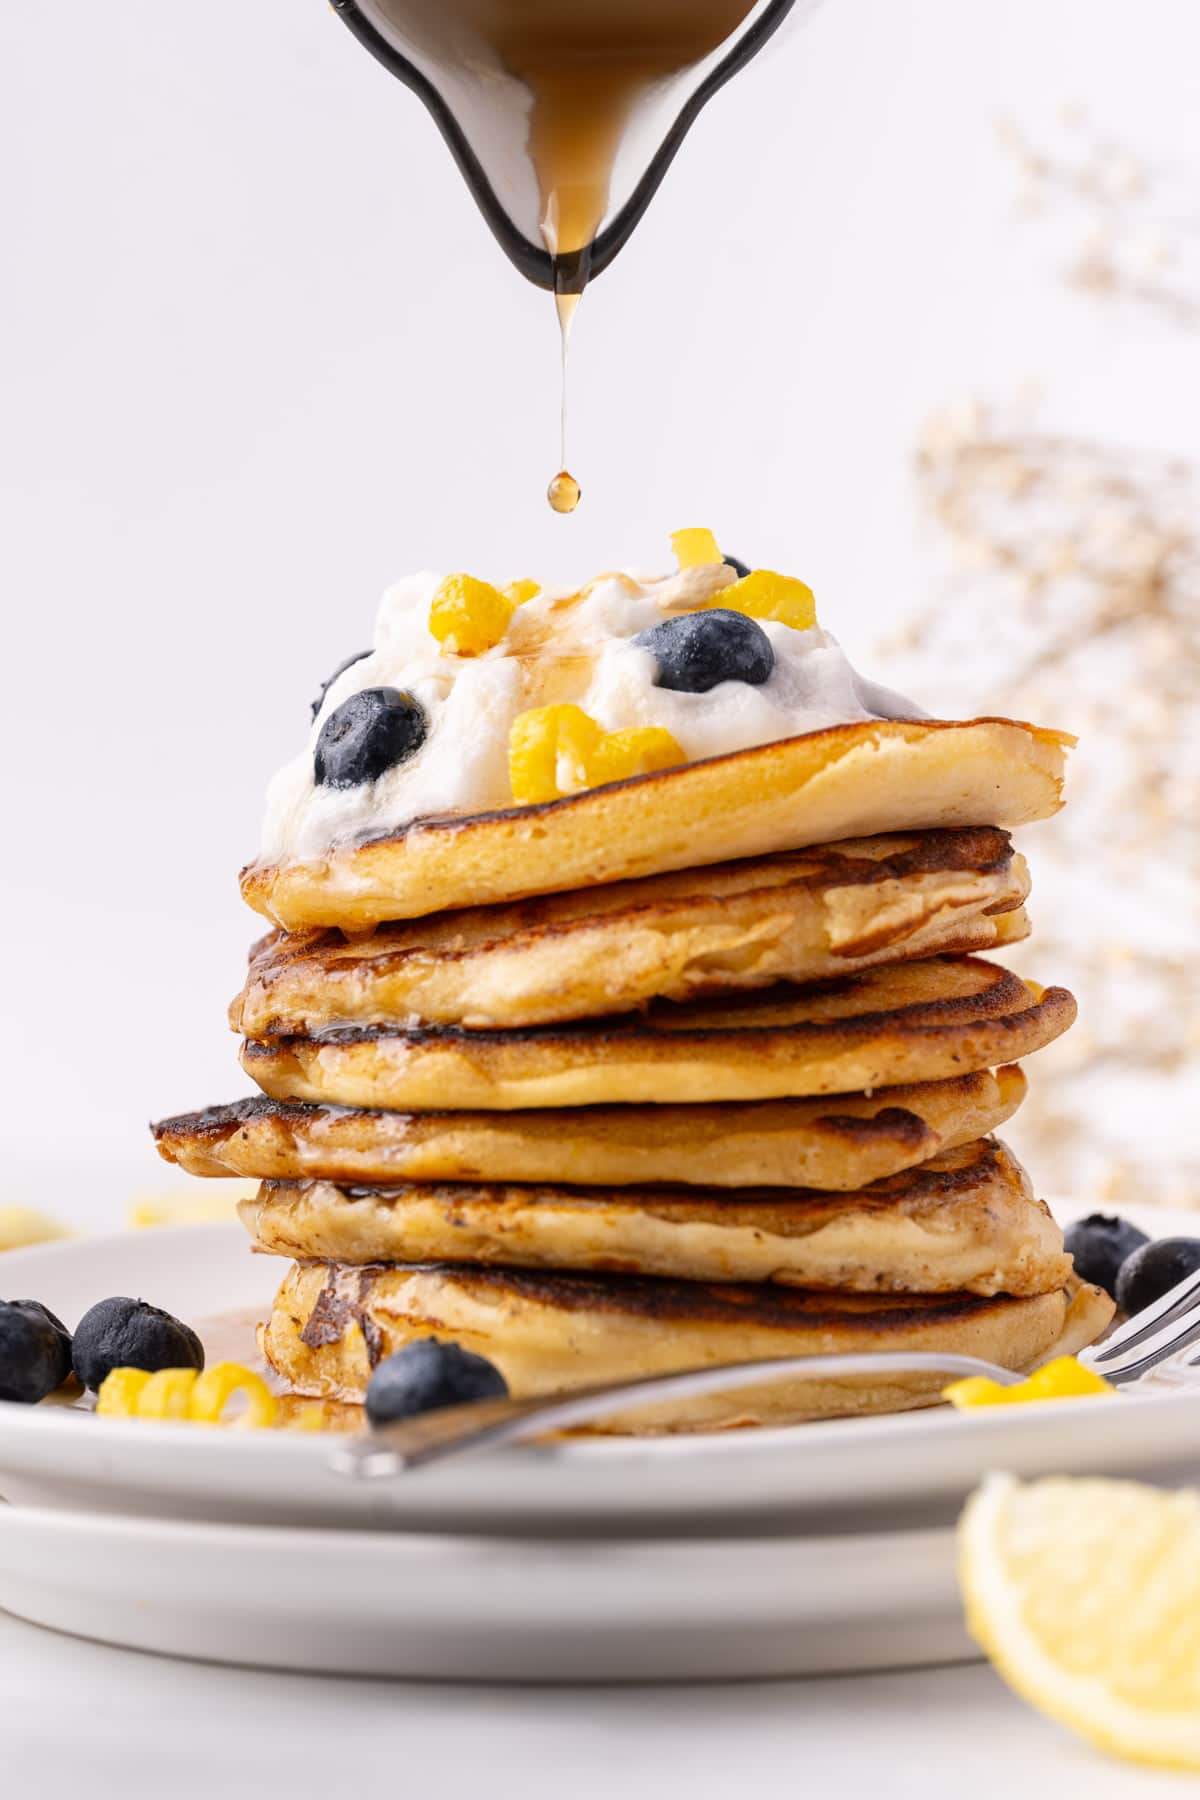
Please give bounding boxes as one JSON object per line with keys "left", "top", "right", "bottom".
{"left": 241, "top": 955, "right": 1075, "bottom": 1111}
{"left": 260, "top": 1260, "right": 1112, "bottom": 1431}
{"left": 151, "top": 1066, "right": 1027, "bottom": 1190}
{"left": 232, "top": 828, "right": 1031, "bottom": 1035}
{"left": 241, "top": 717, "right": 1070, "bottom": 930}
{"left": 240, "top": 1138, "right": 1070, "bottom": 1297}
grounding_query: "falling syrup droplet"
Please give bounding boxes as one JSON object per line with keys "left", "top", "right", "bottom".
{"left": 547, "top": 469, "right": 581, "bottom": 514}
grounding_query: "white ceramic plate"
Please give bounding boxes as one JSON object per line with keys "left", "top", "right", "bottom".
{"left": 1, "top": 1211, "right": 1199, "bottom": 1534}
{"left": 0, "top": 1502, "right": 967, "bottom": 1680}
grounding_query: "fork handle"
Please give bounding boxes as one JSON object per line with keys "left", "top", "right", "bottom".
{"left": 329, "top": 1350, "right": 1020, "bottom": 1478}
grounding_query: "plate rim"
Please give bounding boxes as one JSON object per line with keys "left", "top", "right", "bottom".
{"left": 1, "top": 1204, "right": 1198, "bottom": 1472}
{"left": 0, "top": 1493, "right": 957, "bottom": 1557}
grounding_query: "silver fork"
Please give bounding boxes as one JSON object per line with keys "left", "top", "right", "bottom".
{"left": 330, "top": 1265, "right": 1200, "bottom": 1479}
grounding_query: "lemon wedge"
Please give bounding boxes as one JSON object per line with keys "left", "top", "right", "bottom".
{"left": 959, "top": 1473, "right": 1200, "bottom": 1770}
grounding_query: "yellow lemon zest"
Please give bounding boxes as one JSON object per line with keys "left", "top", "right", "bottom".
{"left": 95, "top": 1362, "right": 279, "bottom": 1428}
{"left": 942, "top": 1374, "right": 1013, "bottom": 1409}
{"left": 1019, "top": 1356, "right": 1116, "bottom": 1400}
{"left": 128, "top": 1187, "right": 250, "bottom": 1228}
{"left": 670, "top": 527, "right": 723, "bottom": 569}
{"left": 503, "top": 578, "right": 541, "bottom": 605}
{"left": 95, "top": 1367, "right": 152, "bottom": 1417}
{"left": 719, "top": 569, "right": 816, "bottom": 631}
{"left": 509, "top": 706, "right": 684, "bottom": 804}
{"left": 0, "top": 1206, "right": 71, "bottom": 1251}
{"left": 588, "top": 726, "right": 685, "bottom": 786}
{"left": 287, "top": 1403, "right": 331, "bottom": 1433}
{"left": 189, "top": 1361, "right": 279, "bottom": 1429}
{"left": 429, "top": 573, "right": 514, "bottom": 656}
{"left": 135, "top": 1368, "right": 200, "bottom": 1419}
{"left": 944, "top": 1356, "right": 1114, "bottom": 1410}
{"left": 509, "top": 703, "right": 603, "bottom": 804}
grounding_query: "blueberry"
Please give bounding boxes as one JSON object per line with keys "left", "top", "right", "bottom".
{"left": 723, "top": 555, "right": 751, "bottom": 578}
{"left": 72, "top": 1296, "right": 204, "bottom": 1393}
{"left": 7, "top": 1298, "right": 72, "bottom": 1362}
{"left": 1064, "top": 1213, "right": 1150, "bottom": 1298}
{"left": 314, "top": 687, "right": 427, "bottom": 790}
{"left": 0, "top": 1300, "right": 73, "bottom": 1404}
{"left": 1115, "top": 1238, "right": 1200, "bottom": 1317}
{"left": 365, "top": 1339, "right": 508, "bottom": 1426}
{"left": 636, "top": 608, "right": 775, "bottom": 694}
{"left": 311, "top": 649, "right": 371, "bottom": 721}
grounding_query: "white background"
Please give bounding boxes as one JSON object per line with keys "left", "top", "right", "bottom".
{"left": 2, "top": 0, "right": 1198, "bottom": 1223}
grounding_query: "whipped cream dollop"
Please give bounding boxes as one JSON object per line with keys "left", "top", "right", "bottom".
{"left": 260, "top": 563, "right": 922, "bottom": 861}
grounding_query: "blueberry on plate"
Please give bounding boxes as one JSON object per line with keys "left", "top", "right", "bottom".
{"left": 314, "top": 687, "right": 428, "bottom": 790}
{"left": 365, "top": 1339, "right": 508, "bottom": 1426}
{"left": 72, "top": 1296, "right": 205, "bottom": 1393}
{"left": 1115, "top": 1238, "right": 1200, "bottom": 1317}
{"left": 0, "top": 1299, "right": 73, "bottom": 1404}
{"left": 1063, "top": 1213, "right": 1150, "bottom": 1298}
{"left": 636, "top": 608, "right": 775, "bottom": 694}
{"left": 723, "top": 555, "right": 751, "bottom": 578}
{"left": 311, "top": 649, "right": 371, "bottom": 721}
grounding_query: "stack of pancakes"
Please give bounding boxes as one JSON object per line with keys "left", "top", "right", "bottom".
{"left": 154, "top": 719, "right": 1113, "bottom": 1431}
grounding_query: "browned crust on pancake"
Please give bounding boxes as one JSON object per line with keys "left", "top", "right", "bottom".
{"left": 239, "top": 1135, "right": 1071, "bottom": 1296}
{"left": 257, "top": 956, "right": 1053, "bottom": 1048}
{"left": 259, "top": 1260, "right": 1112, "bottom": 1429}
{"left": 231, "top": 828, "right": 1031, "bottom": 1034}
{"left": 283, "top": 1256, "right": 1042, "bottom": 1339}
{"left": 241, "top": 717, "right": 1071, "bottom": 930}
{"left": 237, "top": 958, "right": 1075, "bottom": 1110}
{"left": 150, "top": 1067, "right": 1028, "bottom": 1190}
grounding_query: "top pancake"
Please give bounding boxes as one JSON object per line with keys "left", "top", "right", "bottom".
{"left": 232, "top": 828, "right": 1030, "bottom": 1034}
{"left": 241, "top": 718, "right": 1070, "bottom": 930}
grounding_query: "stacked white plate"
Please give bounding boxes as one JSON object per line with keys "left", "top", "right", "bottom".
{"left": 0, "top": 1214, "right": 1196, "bottom": 1680}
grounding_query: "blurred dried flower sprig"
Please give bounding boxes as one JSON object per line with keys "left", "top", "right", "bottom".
{"left": 997, "top": 107, "right": 1200, "bottom": 331}
{"left": 884, "top": 107, "right": 1200, "bottom": 1209}
{"left": 890, "top": 406, "right": 1200, "bottom": 1209}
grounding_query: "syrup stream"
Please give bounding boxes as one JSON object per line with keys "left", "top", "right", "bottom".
{"left": 548, "top": 289, "right": 582, "bottom": 512}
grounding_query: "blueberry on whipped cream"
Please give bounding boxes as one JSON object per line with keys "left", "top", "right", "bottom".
{"left": 637, "top": 608, "right": 774, "bottom": 693}
{"left": 314, "top": 688, "right": 428, "bottom": 790}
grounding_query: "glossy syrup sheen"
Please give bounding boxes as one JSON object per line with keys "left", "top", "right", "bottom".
{"left": 362, "top": 0, "right": 759, "bottom": 507}
{"left": 364, "top": 0, "right": 758, "bottom": 273}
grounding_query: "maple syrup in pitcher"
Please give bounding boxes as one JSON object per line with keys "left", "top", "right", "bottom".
{"left": 333, "top": 0, "right": 802, "bottom": 507}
